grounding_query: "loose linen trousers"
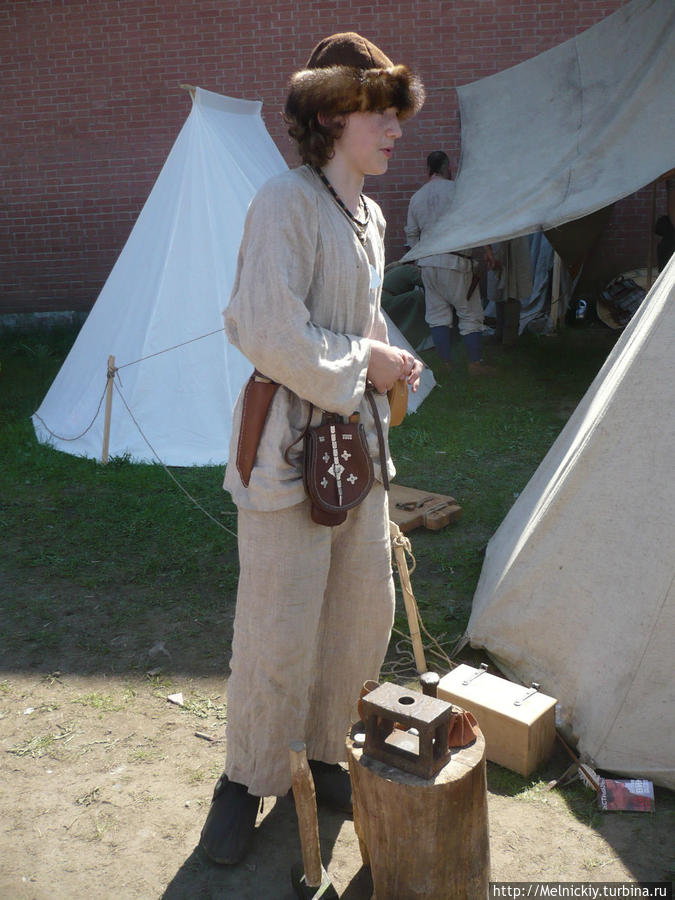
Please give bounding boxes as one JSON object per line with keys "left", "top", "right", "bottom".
{"left": 224, "top": 484, "right": 395, "bottom": 797}
{"left": 421, "top": 265, "right": 483, "bottom": 335}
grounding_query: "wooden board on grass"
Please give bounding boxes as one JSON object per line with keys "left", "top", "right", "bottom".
{"left": 389, "top": 483, "right": 462, "bottom": 533}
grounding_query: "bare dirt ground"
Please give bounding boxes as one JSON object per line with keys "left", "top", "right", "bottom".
{"left": 1, "top": 575, "right": 673, "bottom": 900}
{"left": 2, "top": 677, "right": 673, "bottom": 899}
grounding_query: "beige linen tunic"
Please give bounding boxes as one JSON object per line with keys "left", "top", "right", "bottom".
{"left": 405, "top": 177, "right": 463, "bottom": 271}
{"left": 224, "top": 165, "right": 395, "bottom": 508}
{"left": 221, "top": 166, "right": 397, "bottom": 797}
{"left": 405, "top": 177, "right": 483, "bottom": 335}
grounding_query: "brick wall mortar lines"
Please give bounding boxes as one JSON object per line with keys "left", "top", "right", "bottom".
{"left": 1, "top": 0, "right": 653, "bottom": 313}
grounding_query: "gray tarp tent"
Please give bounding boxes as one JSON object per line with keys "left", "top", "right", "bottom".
{"left": 431, "top": 0, "right": 675, "bottom": 788}
{"left": 403, "top": 0, "right": 675, "bottom": 262}
{"left": 462, "top": 256, "right": 675, "bottom": 789}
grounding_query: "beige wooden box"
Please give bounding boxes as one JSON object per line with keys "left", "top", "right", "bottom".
{"left": 438, "top": 664, "right": 557, "bottom": 777}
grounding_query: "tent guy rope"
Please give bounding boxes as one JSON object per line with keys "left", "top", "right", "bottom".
{"left": 33, "top": 382, "right": 108, "bottom": 443}
{"left": 33, "top": 326, "right": 228, "bottom": 443}
{"left": 114, "top": 327, "right": 226, "bottom": 373}
{"left": 111, "top": 378, "right": 238, "bottom": 540}
{"left": 32, "top": 326, "right": 239, "bottom": 540}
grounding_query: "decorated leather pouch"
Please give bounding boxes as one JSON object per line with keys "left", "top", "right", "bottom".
{"left": 303, "top": 412, "right": 374, "bottom": 527}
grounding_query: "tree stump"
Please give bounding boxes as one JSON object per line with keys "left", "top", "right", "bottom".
{"left": 346, "top": 728, "right": 490, "bottom": 900}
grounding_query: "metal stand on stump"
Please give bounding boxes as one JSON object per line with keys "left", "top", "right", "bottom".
{"left": 347, "top": 683, "right": 490, "bottom": 899}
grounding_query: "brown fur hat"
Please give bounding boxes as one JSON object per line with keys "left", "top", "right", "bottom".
{"left": 286, "top": 32, "right": 425, "bottom": 123}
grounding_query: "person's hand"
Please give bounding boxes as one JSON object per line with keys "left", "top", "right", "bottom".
{"left": 403, "top": 354, "right": 423, "bottom": 393}
{"left": 367, "top": 341, "right": 423, "bottom": 393}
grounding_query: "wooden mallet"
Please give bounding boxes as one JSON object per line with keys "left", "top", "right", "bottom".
{"left": 289, "top": 741, "right": 339, "bottom": 900}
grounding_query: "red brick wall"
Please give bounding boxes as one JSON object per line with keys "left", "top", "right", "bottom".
{"left": 1, "top": 0, "right": 656, "bottom": 313}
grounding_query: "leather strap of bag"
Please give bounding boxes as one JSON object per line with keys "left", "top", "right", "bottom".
{"left": 365, "top": 388, "right": 390, "bottom": 491}
{"left": 283, "top": 402, "right": 315, "bottom": 468}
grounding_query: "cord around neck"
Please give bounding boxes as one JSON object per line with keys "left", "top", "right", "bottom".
{"left": 313, "top": 166, "right": 370, "bottom": 243}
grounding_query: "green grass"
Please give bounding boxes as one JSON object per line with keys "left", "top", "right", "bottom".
{"left": 7, "top": 722, "right": 77, "bottom": 758}
{"left": 71, "top": 692, "right": 127, "bottom": 712}
{"left": 1, "top": 326, "right": 238, "bottom": 590}
{"left": 0, "top": 321, "right": 618, "bottom": 675}
{"left": 1, "top": 326, "right": 242, "bottom": 674}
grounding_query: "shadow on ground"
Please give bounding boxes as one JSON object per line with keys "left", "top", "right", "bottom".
{"left": 162, "top": 797, "right": 373, "bottom": 900}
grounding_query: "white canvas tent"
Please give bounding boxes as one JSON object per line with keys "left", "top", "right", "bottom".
{"left": 34, "top": 87, "right": 433, "bottom": 466}
{"left": 463, "top": 254, "right": 675, "bottom": 790}
{"left": 403, "top": 0, "right": 675, "bottom": 262}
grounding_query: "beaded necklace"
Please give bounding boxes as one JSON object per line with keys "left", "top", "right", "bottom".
{"left": 313, "top": 166, "right": 370, "bottom": 244}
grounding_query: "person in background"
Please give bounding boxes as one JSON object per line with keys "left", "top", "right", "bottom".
{"left": 405, "top": 151, "right": 494, "bottom": 375}
{"left": 198, "top": 32, "right": 425, "bottom": 867}
{"left": 486, "top": 236, "right": 533, "bottom": 345}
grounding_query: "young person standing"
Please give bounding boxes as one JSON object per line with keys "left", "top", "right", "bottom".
{"left": 200, "top": 33, "right": 425, "bottom": 865}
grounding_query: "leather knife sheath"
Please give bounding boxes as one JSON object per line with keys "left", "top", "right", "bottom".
{"left": 235, "top": 371, "right": 279, "bottom": 487}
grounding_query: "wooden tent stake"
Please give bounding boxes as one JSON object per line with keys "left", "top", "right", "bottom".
{"left": 390, "top": 521, "right": 427, "bottom": 673}
{"left": 101, "top": 355, "right": 115, "bottom": 464}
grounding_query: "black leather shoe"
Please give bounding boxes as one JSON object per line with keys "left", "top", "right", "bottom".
{"left": 199, "top": 774, "right": 260, "bottom": 864}
{"left": 309, "top": 760, "right": 353, "bottom": 814}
